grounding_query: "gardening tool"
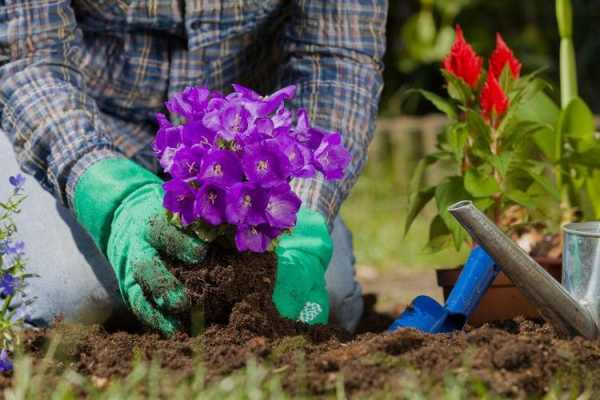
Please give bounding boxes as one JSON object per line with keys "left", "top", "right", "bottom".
{"left": 448, "top": 200, "right": 599, "bottom": 339}
{"left": 388, "top": 246, "right": 499, "bottom": 333}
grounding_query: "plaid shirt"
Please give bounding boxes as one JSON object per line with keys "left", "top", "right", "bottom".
{"left": 0, "top": 0, "right": 387, "bottom": 227}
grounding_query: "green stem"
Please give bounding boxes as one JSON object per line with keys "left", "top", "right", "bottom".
{"left": 560, "top": 39, "right": 578, "bottom": 108}
{"left": 490, "top": 125, "right": 503, "bottom": 225}
{"left": 556, "top": 0, "right": 576, "bottom": 222}
{"left": 557, "top": 0, "right": 578, "bottom": 108}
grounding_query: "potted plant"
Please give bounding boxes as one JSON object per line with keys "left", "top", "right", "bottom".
{"left": 405, "top": 0, "right": 600, "bottom": 325}
{"left": 151, "top": 83, "right": 351, "bottom": 332}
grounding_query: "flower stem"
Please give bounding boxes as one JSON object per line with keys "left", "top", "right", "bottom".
{"left": 557, "top": 0, "right": 578, "bottom": 108}
{"left": 490, "top": 124, "right": 503, "bottom": 225}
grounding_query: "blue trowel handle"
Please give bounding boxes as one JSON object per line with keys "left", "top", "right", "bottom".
{"left": 445, "top": 246, "right": 499, "bottom": 317}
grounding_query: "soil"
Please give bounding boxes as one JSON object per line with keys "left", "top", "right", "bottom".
{"left": 6, "top": 249, "right": 600, "bottom": 398}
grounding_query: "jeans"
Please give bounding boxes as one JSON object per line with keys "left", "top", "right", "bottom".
{"left": 0, "top": 132, "right": 363, "bottom": 332}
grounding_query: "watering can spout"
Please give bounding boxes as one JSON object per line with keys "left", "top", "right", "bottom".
{"left": 448, "top": 201, "right": 599, "bottom": 339}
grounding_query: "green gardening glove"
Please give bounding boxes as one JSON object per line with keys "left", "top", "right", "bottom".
{"left": 73, "top": 158, "right": 207, "bottom": 335}
{"left": 273, "top": 207, "right": 332, "bottom": 325}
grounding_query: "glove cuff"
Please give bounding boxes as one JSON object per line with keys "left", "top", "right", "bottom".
{"left": 73, "top": 158, "right": 162, "bottom": 253}
{"left": 276, "top": 207, "right": 333, "bottom": 271}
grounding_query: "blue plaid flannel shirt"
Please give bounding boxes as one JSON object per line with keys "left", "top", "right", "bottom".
{"left": 0, "top": 0, "right": 387, "bottom": 227}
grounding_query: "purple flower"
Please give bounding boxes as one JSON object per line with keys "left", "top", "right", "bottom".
{"left": 154, "top": 84, "right": 353, "bottom": 253}
{"left": 194, "top": 180, "right": 227, "bottom": 225}
{"left": 182, "top": 120, "right": 216, "bottom": 149}
{"left": 226, "top": 183, "right": 268, "bottom": 225}
{"left": 241, "top": 142, "right": 291, "bottom": 187}
{"left": 8, "top": 174, "right": 25, "bottom": 191}
{"left": 238, "top": 118, "right": 275, "bottom": 146}
{"left": 159, "top": 146, "right": 181, "bottom": 175}
{"left": 265, "top": 183, "right": 302, "bottom": 229}
{"left": 292, "top": 109, "right": 326, "bottom": 150}
{"left": 0, "top": 274, "right": 17, "bottom": 297}
{"left": 272, "top": 104, "right": 293, "bottom": 131}
{"left": 153, "top": 115, "right": 182, "bottom": 156}
{"left": 163, "top": 179, "right": 197, "bottom": 225}
{"left": 270, "top": 135, "right": 315, "bottom": 178}
{"left": 198, "top": 149, "right": 244, "bottom": 186}
{"left": 169, "top": 147, "right": 205, "bottom": 179}
{"left": 0, "top": 350, "right": 12, "bottom": 373}
{"left": 218, "top": 103, "right": 252, "bottom": 140}
{"left": 313, "top": 133, "right": 352, "bottom": 180}
{"left": 166, "top": 87, "right": 211, "bottom": 121}
{"left": 2, "top": 240, "right": 24, "bottom": 257}
{"left": 231, "top": 84, "right": 296, "bottom": 116}
{"left": 235, "top": 224, "right": 281, "bottom": 253}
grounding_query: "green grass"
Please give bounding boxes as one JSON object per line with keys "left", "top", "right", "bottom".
{"left": 4, "top": 344, "right": 595, "bottom": 400}
{"left": 340, "top": 154, "right": 468, "bottom": 271}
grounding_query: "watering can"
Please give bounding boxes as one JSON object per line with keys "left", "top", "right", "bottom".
{"left": 388, "top": 246, "right": 498, "bottom": 333}
{"left": 448, "top": 200, "right": 600, "bottom": 339}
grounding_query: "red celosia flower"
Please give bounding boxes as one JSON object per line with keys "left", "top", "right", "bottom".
{"left": 480, "top": 73, "right": 509, "bottom": 124}
{"left": 442, "top": 25, "right": 483, "bottom": 88}
{"left": 489, "top": 33, "right": 522, "bottom": 79}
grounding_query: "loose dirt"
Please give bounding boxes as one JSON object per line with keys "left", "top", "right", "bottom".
{"left": 9, "top": 249, "right": 600, "bottom": 398}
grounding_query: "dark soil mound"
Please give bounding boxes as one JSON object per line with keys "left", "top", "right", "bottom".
{"left": 9, "top": 250, "right": 600, "bottom": 398}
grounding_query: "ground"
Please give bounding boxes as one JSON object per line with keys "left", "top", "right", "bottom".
{"left": 3, "top": 125, "right": 597, "bottom": 399}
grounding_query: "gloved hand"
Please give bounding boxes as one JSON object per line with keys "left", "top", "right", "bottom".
{"left": 273, "top": 207, "right": 332, "bottom": 325}
{"left": 73, "top": 158, "right": 207, "bottom": 335}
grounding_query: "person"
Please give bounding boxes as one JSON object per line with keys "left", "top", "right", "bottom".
{"left": 0, "top": 0, "right": 387, "bottom": 334}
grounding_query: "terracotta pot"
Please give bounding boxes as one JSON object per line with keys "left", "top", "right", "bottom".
{"left": 436, "top": 257, "right": 562, "bottom": 326}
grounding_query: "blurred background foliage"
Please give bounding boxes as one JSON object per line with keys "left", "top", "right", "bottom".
{"left": 382, "top": 0, "right": 600, "bottom": 115}
{"left": 341, "top": 0, "right": 600, "bottom": 270}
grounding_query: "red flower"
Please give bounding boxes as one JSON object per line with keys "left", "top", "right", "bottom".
{"left": 480, "top": 73, "right": 509, "bottom": 123}
{"left": 489, "top": 33, "right": 521, "bottom": 79}
{"left": 442, "top": 25, "right": 483, "bottom": 88}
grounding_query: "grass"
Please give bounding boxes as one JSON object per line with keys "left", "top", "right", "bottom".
{"left": 340, "top": 148, "right": 468, "bottom": 271}
{"left": 3, "top": 342, "right": 595, "bottom": 400}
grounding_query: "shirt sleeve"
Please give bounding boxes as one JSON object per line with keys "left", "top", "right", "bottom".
{"left": 280, "top": 0, "right": 388, "bottom": 228}
{"left": 0, "top": 0, "right": 124, "bottom": 208}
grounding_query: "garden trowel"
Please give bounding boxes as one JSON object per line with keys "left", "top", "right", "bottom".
{"left": 388, "top": 246, "right": 499, "bottom": 333}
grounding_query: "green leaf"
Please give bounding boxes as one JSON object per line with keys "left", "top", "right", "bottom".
{"left": 513, "top": 91, "right": 560, "bottom": 126}
{"left": 464, "top": 168, "right": 500, "bottom": 197}
{"left": 558, "top": 97, "right": 595, "bottom": 141}
{"left": 426, "top": 215, "right": 453, "bottom": 252}
{"left": 442, "top": 69, "right": 473, "bottom": 105}
{"left": 499, "top": 64, "right": 514, "bottom": 94}
{"left": 568, "top": 144, "right": 600, "bottom": 168}
{"left": 446, "top": 124, "right": 468, "bottom": 163}
{"left": 404, "top": 187, "right": 435, "bottom": 236}
{"left": 406, "top": 89, "right": 458, "bottom": 119}
{"left": 473, "top": 197, "right": 495, "bottom": 212}
{"left": 532, "top": 126, "right": 558, "bottom": 161}
{"left": 466, "top": 110, "right": 491, "bottom": 147}
{"left": 189, "top": 219, "right": 221, "bottom": 242}
{"left": 521, "top": 166, "right": 561, "bottom": 201}
{"left": 585, "top": 171, "right": 600, "bottom": 219}
{"left": 435, "top": 177, "right": 471, "bottom": 250}
{"left": 489, "top": 152, "right": 514, "bottom": 177}
{"left": 502, "top": 120, "right": 551, "bottom": 150}
{"left": 505, "top": 190, "right": 535, "bottom": 208}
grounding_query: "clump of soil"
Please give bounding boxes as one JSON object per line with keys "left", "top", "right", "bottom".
{"left": 9, "top": 249, "right": 600, "bottom": 397}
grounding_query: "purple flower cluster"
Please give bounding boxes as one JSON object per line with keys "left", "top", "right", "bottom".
{"left": 154, "top": 84, "right": 351, "bottom": 252}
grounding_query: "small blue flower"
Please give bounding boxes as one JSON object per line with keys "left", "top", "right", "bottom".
{"left": 8, "top": 174, "right": 25, "bottom": 191}
{"left": 5, "top": 241, "right": 24, "bottom": 257}
{"left": 0, "top": 274, "right": 17, "bottom": 297}
{"left": 0, "top": 349, "right": 12, "bottom": 373}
